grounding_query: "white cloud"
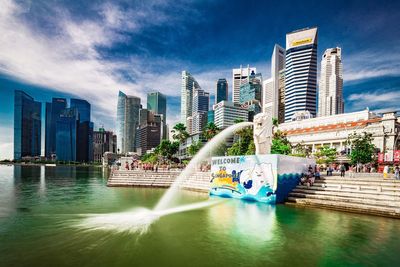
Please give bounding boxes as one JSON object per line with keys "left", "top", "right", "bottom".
{"left": 346, "top": 90, "right": 400, "bottom": 111}
{"left": 0, "top": 125, "right": 13, "bottom": 160}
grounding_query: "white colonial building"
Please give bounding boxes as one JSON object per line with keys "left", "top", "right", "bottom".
{"left": 279, "top": 109, "right": 400, "bottom": 161}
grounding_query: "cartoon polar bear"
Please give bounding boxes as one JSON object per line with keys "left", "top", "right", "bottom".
{"left": 241, "top": 163, "right": 274, "bottom": 195}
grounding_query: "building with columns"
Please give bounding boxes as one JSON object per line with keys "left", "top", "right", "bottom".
{"left": 279, "top": 109, "right": 400, "bottom": 162}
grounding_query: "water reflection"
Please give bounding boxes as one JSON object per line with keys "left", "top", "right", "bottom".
{"left": 208, "top": 199, "right": 278, "bottom": 243}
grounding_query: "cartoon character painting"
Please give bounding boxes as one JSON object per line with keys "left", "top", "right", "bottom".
{"left": 210, "top": 156, "right": 277, "bottom": 203}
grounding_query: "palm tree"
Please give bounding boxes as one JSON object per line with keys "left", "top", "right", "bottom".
{"left": 203, "top": 122, "right": 220, "bottom": 141}
{"left": 172, "top": 123, "right": 189, "bottom": 143}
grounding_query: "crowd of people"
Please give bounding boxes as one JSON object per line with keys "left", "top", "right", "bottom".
{"left": 300, "top": 165, "right": 320, "bottom": 187}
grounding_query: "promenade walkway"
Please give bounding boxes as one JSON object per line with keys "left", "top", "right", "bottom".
{"left": 286, "top": 174, "right": 400, "bottom": 218}
{"left": 107, "top": 169, "right": 210, "bottom": 192}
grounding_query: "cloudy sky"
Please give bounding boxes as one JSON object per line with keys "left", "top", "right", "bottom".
{"left": 1, "top": 0, "right": 400, "bottom": 159}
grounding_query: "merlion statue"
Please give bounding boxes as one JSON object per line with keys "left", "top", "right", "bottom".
{"left": 253, "top": 113, "right": 273, "bottom": 155}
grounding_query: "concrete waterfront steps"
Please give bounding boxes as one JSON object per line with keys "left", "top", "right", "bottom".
{"left": 107, "top": 170, "right": 210, "bottom": 192}
{"left": 287, "top": 176, "right": 400, "bottom": 218}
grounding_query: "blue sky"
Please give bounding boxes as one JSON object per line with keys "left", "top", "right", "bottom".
{"left": 1, "top": 0, "right": 400, "bottom": 159}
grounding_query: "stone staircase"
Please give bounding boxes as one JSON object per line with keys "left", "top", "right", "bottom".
{"left": 286, "top": 176, "right": 400, "bottom": 218}
{"left": 107, "top": 170, "right": 211, "bottom": 192}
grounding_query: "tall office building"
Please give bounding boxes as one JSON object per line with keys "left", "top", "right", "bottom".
{"left": 181, "top": 71, "right": 201, "bottom": 125}
{"left": 93, "top": 128, "right": 117, "bottom": 162}
{"left": 55, "top": 108, "right": 78, "bottom": 161}
{"left": 70, "top": 99, "right": 93, "bottom": 162}
{"left": 318, "top": 47, "right": 344, "bottom": 117}
{"left": 285, "top": 27, "right": 318, "bottom": 122}
{"left": 147, "top": 91, "right": 167, "bottom": 122}
{"left": 264, "top": 44, "right": 286, "bottom": 122}
{"left": 192, "top": 88, "right": 210, "bottom": 134}
{"left": 214, "top": 101, "right": 248, "bottom": 129}
{"left": 232, "top": 65, "right": 257, "bottom": 104}
{"left": 45, "top": 98, "right": 67, "bottom": 159}
{"left": 116, "top": 91, "right": 141, "bottom": 154}
{"left": 240, "top": 72, "right": 262, "bottom": 121}
{"left": 215, "top": 78, "right": 228, "bottom": 104}
{"left": 14, "top": 90, "right": 42, "bottom": 160}
{"left": 137, "top": 109, "right": 163, "bottom": 154}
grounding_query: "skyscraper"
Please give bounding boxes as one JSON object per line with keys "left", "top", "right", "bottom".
{"left": 116, "top": 91, "right": 141, "bottom": 154}
{"left": 214, "top": 101, "right": 248, "bottom": 129}
{"left": 70, "top": 99, "right": 93, "bottom": 162}
{"left": 240, "top": 72, "right": 262, "bottom": 121}
{"left": 181, "top": 71, "right": 201, "bottom": 125}
{"left": 14, "top": 90, "right": 42, "bottom": 160}
{"left": 192, "top": 88, "right": 210, "bottom": 134}
{"left": 215, "top": 78, "right": 228, "bottom": 104}
{"left": 137, "top": 109, "right": 163, "bottom": 154}
{"left": 93, "top": 128, "right": 117, "bottom": 162}
{"left": 232, "top": 65, "right": 256, "bottom": 104}
{"left": 147, "top": 91, "right": 167, "bottom": 122}
{"left": 264, "top": 44, "right": 286, "bottom": 122}
{"left": 318, "top": 47, "right": 344, "bottom": 117}
{"left": 285, "top": 27, "right": 318, "bottom": 122}
{"left": 45, "top": 98, "right": 67, "bottom": 158}
{"left": 55, "top": 108, "right": 78, "bottom": 161}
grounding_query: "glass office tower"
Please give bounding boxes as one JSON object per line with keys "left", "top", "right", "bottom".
{"left": 147, "top": 91, "right": 167, "bottom": 122}
{"left": 216, "top": 78, "right": 228, "bottom": 104}
{"left": 55, "top": 108, "right": 78, "bottom": 161}
{"left": 45, "top": 98, "right": 67, "bottom": 159}
{"left": 14, "top": 90, "right": 42, "bottom": 160}
{"left": 116, "top": 91, "right": 141, "bottom": 154}
{"left": 70, "top": 99, "right": 93, "bottom": 162}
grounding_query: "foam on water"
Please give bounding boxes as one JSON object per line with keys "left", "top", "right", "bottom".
{"left": 78, "top": 199, "right": 223, "bottom": 234}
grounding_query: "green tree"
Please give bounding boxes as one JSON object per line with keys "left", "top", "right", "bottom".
{"left": 203, "top": 122, "right": 220, "bottom": 141}
{"left": 314, "top": 146, "right": 337, "bottom": 164}
{"left": 187, "top": 140, "right": 203, "bottom": 156}
{"left": 271, "top": 130, "right": 291, "bottom": 155}
{"left": 172, "top": 123, "right": 189, "bottom": 143}
{"left": 141, "top": 153, "right": 158, "bottom": 163}
{"left": 154, "top": 140, "right": 179, "bottom": 160}
{"left": 291, "top": 142, "right": 311, "bottom": 158}
{"left": 348, "top": 132, "right": 376, "bottom": 164}
{"left": 227, "top": 126, "right": 253, "bottom": 156}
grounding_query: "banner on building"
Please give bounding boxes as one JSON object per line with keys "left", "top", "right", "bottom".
{"left": 394, "top": 150, "right": 400, "bottom": 162}
{"left": 378, "top": 153, "right": 384, "bottom": 163}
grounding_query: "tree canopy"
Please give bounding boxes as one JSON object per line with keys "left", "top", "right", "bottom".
{"left": 348, "top": 132, "right": 376, "bottom": 164}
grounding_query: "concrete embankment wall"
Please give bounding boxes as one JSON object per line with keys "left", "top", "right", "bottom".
{"left": 107, "top": 170, "right": 210, "bottom": 192}
{"left": 287, "top": 176, "right": 400, "bottom": 218}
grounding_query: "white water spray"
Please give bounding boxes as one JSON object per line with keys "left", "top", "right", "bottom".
{"left": 155, "top": 121, "right": 253, "bottom": 211}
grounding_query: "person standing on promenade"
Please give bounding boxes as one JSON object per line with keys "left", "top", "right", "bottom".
{"left": 394, "top": 165, "right": 399, "bottom": 180}
{"left": 348, "top": 165, "right": 355, "bottom": 178}
{"left": 383, "top": 165, "right": 389, "bottom": 179}
{"left": 340, "top": 164, "right": 346, "bottom": 177}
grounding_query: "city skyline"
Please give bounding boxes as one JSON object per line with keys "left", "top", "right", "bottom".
{"left": 1, "top": 0, "right": 400, "bottom": 159}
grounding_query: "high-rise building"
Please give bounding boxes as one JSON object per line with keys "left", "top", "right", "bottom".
{"left": 45, "top": 98, "right": 67, "bottom": 159}
{"left": 318, "top": 47, "right": 344, "bottom": 117}
{"left": 240, "top": 72, "right": 262, "bottom": 121}
{"left": 70, "top": 99, "right": 93, "bottom": 162}
{"left": 191, "top": 88, "right": 209, "bottom": 134}
{"left": 278, "top": 70, "right": 286, "bottom": 123}
{"left": 181, "top": 71, "right": 201, "bottom": 125}
{"left": 207, "top": 110, "right": 215, "bottom": 124}
{"left": 285, "top": 27, "right": 318, "bottom": 122}
{"left": 215, "top": 78, "right": 228, "bottom": 104}
{"left": 232, "top": 65, "right": 257, "bottom": 104}
{"left": 214, "top": 101, "right": 248, "bottom": 129}
{"left": 116, "top": 91, "right": 141, "bottom": 154}
{"left": 55, "top": 108, "right": 78, "bottom": 161}
{"left": 14, "top": 90, "right": 42, "bottom": 160}
{"left": 93, "top": 128, "right": 117, "bottom": 162}
{"left": 264, "top": 44, "right": 286, "bottom": 123}
{"left": 147, "top": 91, "right": 167, "bottom": 123}
{"left": 136, "top": 109, "right": 163, "bottom": 155}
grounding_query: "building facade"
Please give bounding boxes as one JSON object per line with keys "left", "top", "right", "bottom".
{"left": 55, "top": 108, "right": 78, "bottom": 161}
{"left": 14, "top": 90, "right": 42, "bottom": 160}
{"left": 93, "top": 129, "right": 117, "bottom": 163}
{"left": 279, "top": 110, "right": 400, "bottom": 162}
{"left": 214, "top": 101, "right": 248, "bottom": 129}
{"left": 181, "top": 71, "right": 201, "bottom": 125}
{"left": 216, "top": 78, "right": 228, "bottom": 104}
{"left": 264, "top": 44, "right": 286, "bottom": 123}
{"left": 147, "top": 91, "right": 167, "bottom": 123}
{"left": 207, "top": 110, "right": 215, "bottom": 124}
{"left": 318, "top": 47, "right": 344, "bottom": 117}
{"left": 137, "top": 109, "right": 163, "bottom": 154}
{"left": 240, "top": 72, "right": 262, "bottom": 121}
{"left": 285, "top": 27, "right": 318, "bottom": 122}
{"left": 70, "top": 99, "right": 93, "bottom": 162}
{"left": 45, "top": 98, "right": 67, "bottom": 159}
{"left": 232, "top": 65, "right": 257, "bottom": 104}
{"left": 116, "top": 91, "right": 141, "bottom": 154}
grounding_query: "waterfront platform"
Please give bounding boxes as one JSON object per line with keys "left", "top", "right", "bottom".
{"left": 107, "top": 170, "right": 210, "bottom": 192}
{"left": 287, "top": 176, "right": 400, "bottom": 218}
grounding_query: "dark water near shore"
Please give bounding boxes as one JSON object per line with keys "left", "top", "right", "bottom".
{"left": 1, "top": 165, "right": 400, "bottom": 267}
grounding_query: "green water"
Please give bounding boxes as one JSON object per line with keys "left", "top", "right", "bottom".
{"left": 1, "top": 165, "right": 400, "bottom": 267}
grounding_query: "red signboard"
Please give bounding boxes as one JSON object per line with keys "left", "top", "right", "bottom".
{"left": 378, "top": 153, "right": 384, "bottom": 163}
{"left": 394, "top": 150, "right": 400, "bottom": 162}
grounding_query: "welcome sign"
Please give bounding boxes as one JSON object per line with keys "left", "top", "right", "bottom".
{"left": 210, "top": 155, "right": 278, "bottom": 203}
